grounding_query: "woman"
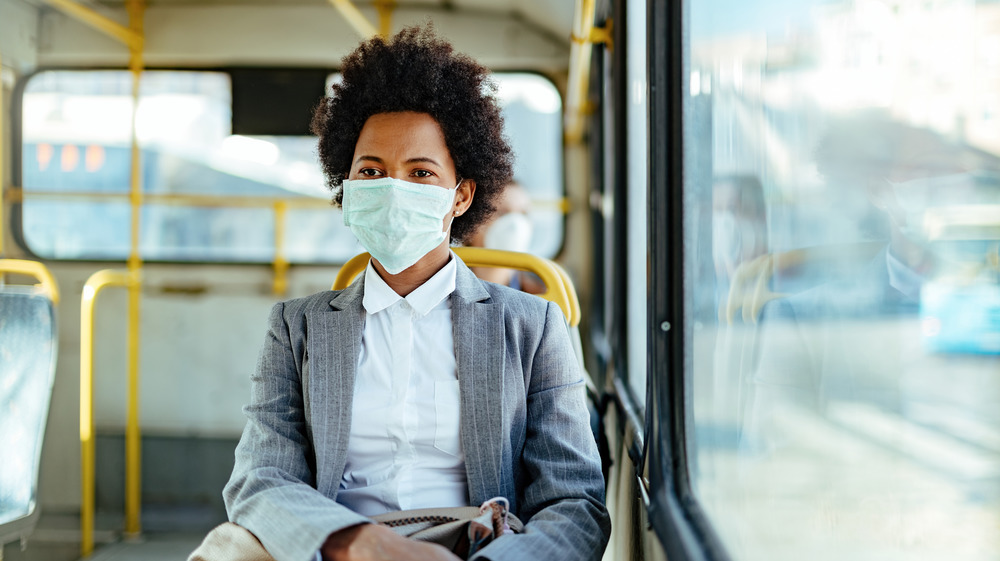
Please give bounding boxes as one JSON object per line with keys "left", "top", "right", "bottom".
{"left": 222, "top": 26, "right": 610, "bottom": 561}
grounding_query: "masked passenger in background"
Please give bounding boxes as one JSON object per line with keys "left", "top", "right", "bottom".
{"left": 712, "top": 175, "right": 769, "bottom": 322}
{"left": 466, "top": 182, "right": 544, "bottom": 294}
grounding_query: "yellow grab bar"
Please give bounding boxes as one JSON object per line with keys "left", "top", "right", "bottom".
{"left": 327, "top": 0, "right": 378, "bottom": 39}
{"left": 332, "top": 248, "right": 575, "bottom": 324}
{"left": 0, "top": 259, "right": 60, "bottom": 304}
{"left": 549, "top": 260, "right": 581, "bottom": 328}
{"left": 80, "top": 269, "right": 140, "bottom": 557}
{"left": 331, "top": 252, "right": 373, "bottom": 292}
{"left": 40, "top": 0, "right": 143, "bottom": 51}
{"left": 455, "top": 248, "right": 572, "bottom": 322}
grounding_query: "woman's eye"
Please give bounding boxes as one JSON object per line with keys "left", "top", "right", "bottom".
{"left": 359, "top": 168, "right": 382, "bottom": 177}
{"left": 413, "top": 170, "right": 433, "bottom": 178}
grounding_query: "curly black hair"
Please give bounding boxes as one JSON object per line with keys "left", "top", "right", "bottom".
{"left": 311, "top": 25, "right": 514, "bottom": 244}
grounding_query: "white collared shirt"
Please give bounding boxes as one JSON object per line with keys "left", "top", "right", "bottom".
{"left": 336, "top": 255, "right": 469, "bottom": 517}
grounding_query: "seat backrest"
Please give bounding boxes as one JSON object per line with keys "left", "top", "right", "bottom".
{"left": 332, "top": 249, "right": 592, "bottom": 390}
{"left": 722, "top": 241, "right": 884, "bottom": 324}
{"left": 0, "top": 260, "right": 59, "bottom": 548}
{"left": 332, "top": 247, "right": 578, "bottom": 326}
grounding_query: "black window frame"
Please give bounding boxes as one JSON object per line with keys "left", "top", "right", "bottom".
{"left": 645, "top": 1, "right": 731, "bottom": 560}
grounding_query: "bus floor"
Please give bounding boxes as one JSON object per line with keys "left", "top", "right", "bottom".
{"left": 2, "top": 533, "right": 204, "bottom": 561}
{"left": 1, "top": 510, "right": 209, "bottom": 561}
{"left": 82, "top": 534, "right": 205, "bottom": 561}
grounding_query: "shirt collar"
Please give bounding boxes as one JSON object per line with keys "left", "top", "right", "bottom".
{"left": 362, "top": 253, "right": 457, "bottom": 317}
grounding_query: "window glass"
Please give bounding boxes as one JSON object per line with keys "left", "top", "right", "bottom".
{"left": 687, "top": 1, "right": 1000, "bottom": 560}
{"left": 627, "top": 0, "right": 649, "bottom": 400}
{"left": 494, "top": 72, "right": 565, "bottom": 258}
{"left": 20, "top": 70, "right": 564, "bottom": 262}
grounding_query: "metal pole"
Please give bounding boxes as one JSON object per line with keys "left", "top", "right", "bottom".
{"left": 273, "top": 201, "right": 289, "bottom": 296}
{"left": 0, "top": 52, "right": 4, "bottom": 257}
{"left": 327, "top": 0, "right": 378, "bottom": 39}
{"left": 124, "top": 0, "right": 145, "bottom": 539}
{"left": 80, "top": 270, "right": 131, "bottom": 557}
{"left": 374, "top": 0, "right": 396, "bottom": 38}
{"left": 40, "top": 0, "right": 142, "bottom": 50}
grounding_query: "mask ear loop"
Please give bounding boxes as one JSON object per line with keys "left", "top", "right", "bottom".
{"left": 453, "top": 177, "right": 465, "bottom": 217}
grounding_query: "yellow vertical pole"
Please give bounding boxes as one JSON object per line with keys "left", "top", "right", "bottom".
{"left": 80, "top": 285, "right": 97, "bottom": 558}
{"left": 124, "top": 0, "right": 145, "bottom": 538}
{"left": 273, "top": 201, "right": 288, "bottom": 296}
{"left": 80, "top": 271, "right": 130, "bottom": 557}
{"left": 0, "top": 52, "right": 5, "bottom": 257}
{"left": 374, "top": 0, "right": 395, "bottom": 38}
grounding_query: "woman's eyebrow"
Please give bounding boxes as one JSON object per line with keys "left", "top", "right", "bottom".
{"left": 352, "top": 156, "right": 441, "bottom": 166}
{"left": 353, "top": 155, "right": 383, "bottom": 165}
{"left": 405, "top": 157, "right": 441, "bottom": 166}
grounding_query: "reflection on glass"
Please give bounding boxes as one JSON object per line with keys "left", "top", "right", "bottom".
{"left": 687, "top": 2, "right": 1000, "bottom": 560}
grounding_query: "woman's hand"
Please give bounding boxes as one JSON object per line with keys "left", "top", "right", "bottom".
{"left": 321, "top": 523, "right": 463, "bottom": 561}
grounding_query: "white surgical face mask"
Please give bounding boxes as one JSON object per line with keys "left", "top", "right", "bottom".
{"left": 483, "top": 213, "right": 533, "bottom": 253}
{"left": 712, "top": 211, "right": 764, "bottom": 279}
{"left": 342, "top": 177, "right": 459, "bottom": 274}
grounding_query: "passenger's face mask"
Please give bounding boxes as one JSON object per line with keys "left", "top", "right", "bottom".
{"left": 484, "top": 213, "right": 533, "bottom": 253}
{"left": 712, "top": 211, "right": 764, "bottom": 279}
{"left": 342, "top": 177, "right": 459, "bottom": 274}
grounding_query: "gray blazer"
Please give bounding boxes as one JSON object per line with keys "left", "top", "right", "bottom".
{"left": 224, "top": 259, "right": 610, "bottom": 561}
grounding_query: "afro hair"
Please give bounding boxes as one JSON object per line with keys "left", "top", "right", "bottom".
{"left": 311, "top": 24, "right": 514, "bottom": 244}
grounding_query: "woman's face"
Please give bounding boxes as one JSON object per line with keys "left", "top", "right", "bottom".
{"left": 349, "top": 111, "right": 475, "bottom": 231}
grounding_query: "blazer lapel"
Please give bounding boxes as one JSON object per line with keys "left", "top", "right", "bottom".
{"left": 307, "top": 278, "right": 365, "bottom": 497}
{"left": 451, "top": 261, "right": 507, "bottom": 504}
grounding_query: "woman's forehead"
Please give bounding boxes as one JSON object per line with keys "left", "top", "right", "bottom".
{"left": 354, "top": 112, "right": 451, "bottom": 161}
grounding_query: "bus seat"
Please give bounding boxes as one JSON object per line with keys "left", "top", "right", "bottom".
{"left": 0, "top": 260, "right": 60, "bottom": 550}
{"left": 721, "top": 241, "right": 885, "bottom": 324}
{"left": 332, "top": 248, "right": 603, "bottom": 442}
{"left": 333, "top": 247, "right": 576, "bottom": 325}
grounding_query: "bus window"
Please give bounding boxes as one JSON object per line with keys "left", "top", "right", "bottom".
{"left": 493, "top": 72, "right": 565, "bottom": 258}
{"left": 685, "top": 1, "right": 1000, "bottom": 560}
{"left": 20, "top": 70, "right": 347, "bottom": 262}
{"left": 18, "top": 70, "right": 564, "bottom": 263}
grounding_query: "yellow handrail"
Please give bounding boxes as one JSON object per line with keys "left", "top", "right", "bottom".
{"left": 327, "top": 0, "right": 378, "bottom": 39}
{"left": 0, "top": 259, "right": 60, "bottom": 304}
{"left": 374, "top": 0, "right": 396, "bottom": 38}
{"left": 455, "top": 248, "right": 574, "bottom": 327}
{"left": 40, "top": 0, "right": 143, "bottom": 51}
{"left": 13, "top": 190, "right": 570, "bottom": 213}
{"left": 566, "top": 0, "right": 611, "bottom": 144}
{"left": 549, "top": 260, "right": 581, "bottom": 328}
{"left": 722, "top": 242, "right": 885, "bottom": 324}
{"left": 332, "top": 248, "right": 576, "bottom": 324}
{"left": 273, "top": 201, "right": 289, "bottom": 296}
{"left": 79, "top": 269, "right": 139, "bottom": 557}
{"left": 1, "top": 52, "right": 4, "bottom": 257}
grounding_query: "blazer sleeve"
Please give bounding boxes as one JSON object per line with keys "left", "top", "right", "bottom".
{"left": 473, "top": 301, "right": 612, "bottom": 561}
{"left": 223, "top": 302, "right": 370, "bottom": 561}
